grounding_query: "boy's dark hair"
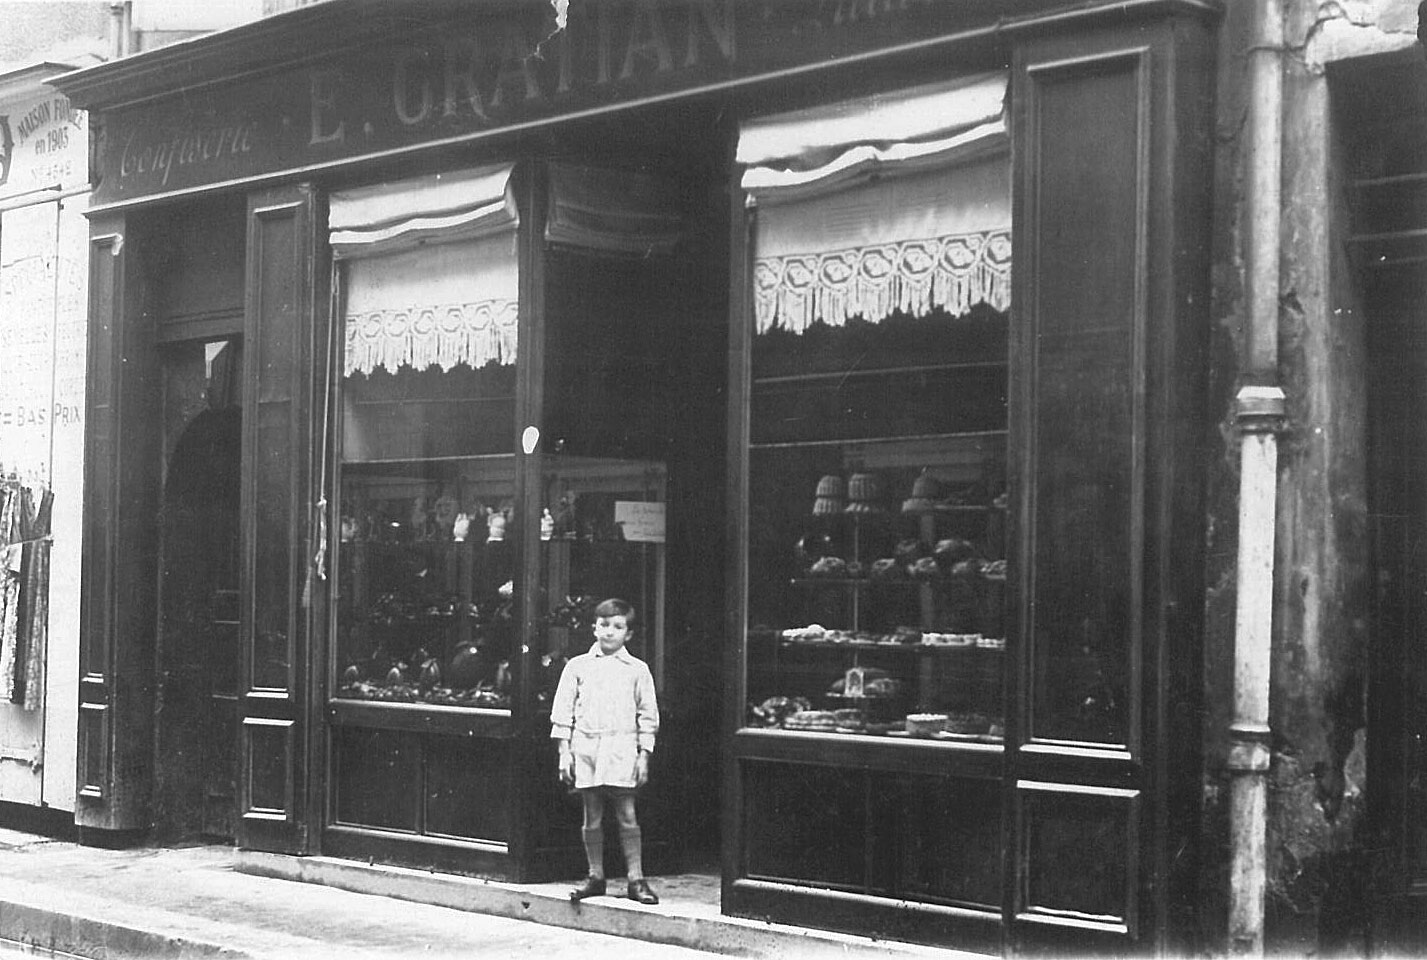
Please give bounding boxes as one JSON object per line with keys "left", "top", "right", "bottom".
{"left": 594, "top": 597, "right": 636, "bottom": 625}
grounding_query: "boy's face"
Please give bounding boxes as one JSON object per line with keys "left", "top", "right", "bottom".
{"left": 594, "top": 614, "right": 632, "bottom": 655}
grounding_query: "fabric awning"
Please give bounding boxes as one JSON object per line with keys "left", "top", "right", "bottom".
{"left": 738, "top": 73, "right": 1011, "bottom": 333}
{"left": 331, "top": 164, "right": 520, "bottom": 376}
{"left": 329, "top": 163, "right": 517, "bottom": 259}
{"left": 545, "top": 163, "right": 683, "bottom": 256}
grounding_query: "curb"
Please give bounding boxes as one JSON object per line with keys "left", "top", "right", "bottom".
{"left": 0, "top": 899, "right": 248, "bottom": 960}
{"left": 236, "top": 852, "right": 956, "bottom": 959}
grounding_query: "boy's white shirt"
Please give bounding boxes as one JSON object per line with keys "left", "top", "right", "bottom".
{"left": 549, "top": 641, "right": 659, "bottom": 756}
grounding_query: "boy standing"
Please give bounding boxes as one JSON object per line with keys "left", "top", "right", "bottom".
{"left": 550, "top": 598, "right": 661, "bottom": 904}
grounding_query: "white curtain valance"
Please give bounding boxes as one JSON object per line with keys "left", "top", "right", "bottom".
{"left": 343, "top": 234, "right": 518, "bottom": 377}
{"left": 330, "top": 163, "right": 517, "bottom": 260}
{"left": 750, "top": 154, "right": 1011, "bottom": 334}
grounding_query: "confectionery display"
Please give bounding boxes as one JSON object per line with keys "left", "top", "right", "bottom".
{"left": 335, "top": 458, "right": 666, "bottom": 712}
{"left": 747, "top": 464, "right": 1007, "bottom": 741}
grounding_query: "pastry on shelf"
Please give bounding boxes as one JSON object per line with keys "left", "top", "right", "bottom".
{"left": 901, "top": 471, "right": 944, "bottom": 513}
{"left": 934, "top": 538, "right": 977, "bottom": 568}
{"left": 783, "top": 709, "right": 838, "bottom": 731}
{"left": 894, "top": 538, "right": 929, "bottom": 565}
{"left": 910, "top": 556, "right": 941, "bottom": 581}
{"left": 808, "top": 555, "right": 849, "bottom": 578}
{"left": 844, "top": 472, "right": 884, "bottom": 513}
{"left": 812, "top": 474, "right": 846, "bottom": 515}
{"left": 905, "top": 713, "right": 949, "bottom": 737}
{"left": 869, "top": 557, "right": 905, "bottom": 580}
{"left": 827, "top": 668, "right": 891, "bottom": 695}
{"left": 748, "top": 695, "right": 812, "bottom": 727}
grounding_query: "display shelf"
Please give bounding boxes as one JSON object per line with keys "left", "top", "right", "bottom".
{"left": 327, "top": 697, "right": 514, "bottom": 738}
{"left": 763, "top": 638, "right": 1003, "bottom": 653}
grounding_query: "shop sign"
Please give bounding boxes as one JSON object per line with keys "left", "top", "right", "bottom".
{"left": 0, "top": 92, "right": 87, "bottom": 201}
{"left": 91, "top": 0, "right": 982, "bottom": 206}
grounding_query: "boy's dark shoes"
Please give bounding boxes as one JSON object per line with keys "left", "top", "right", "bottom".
{"left": 570, "top": 876, "right": 606, "bottom": 900}
{"left": 627, "top": 878, "right": 659, "bottom": 904}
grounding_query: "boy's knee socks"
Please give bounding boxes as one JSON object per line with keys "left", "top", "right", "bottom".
{"left": 582, "top": 826, "right": 604, "bottom": 877}
{"left": 619, "top": 825, "right": 643, "bottom": 878}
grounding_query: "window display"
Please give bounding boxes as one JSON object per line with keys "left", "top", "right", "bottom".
{"left": 537, "top": 456, "right": 667, "bottom": 705}
{"left": 335, "top": 457, "right": 517, "bottom": 710}
{"left": 746, "top": 425, "right": 1008, "bottom": 741}
{"left": 740, "top": 73, "right": 1011, "bottom": 743}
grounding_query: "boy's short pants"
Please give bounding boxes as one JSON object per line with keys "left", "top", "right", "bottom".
{"left": 573, "top": 784, "right": 639, "bottom": 798}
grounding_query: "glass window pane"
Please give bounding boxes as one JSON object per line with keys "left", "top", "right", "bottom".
{"left": 746, "top": 314, "right": 1009, "bottom": 741}
{"left": 744, "top": 126, "right": 1011, "bottom": 744}
{"left": 535, "top": 244, "right": 673, "bottom": 708}
{"left": 334, "top": 458, "right": 516, "bottom": 710}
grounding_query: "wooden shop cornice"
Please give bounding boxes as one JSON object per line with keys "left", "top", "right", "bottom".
{"left": 50, "top": 0, "right": 1223, "bottom": 212}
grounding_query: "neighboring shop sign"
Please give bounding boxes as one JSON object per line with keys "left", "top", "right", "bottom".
{"left": 0, "top": 89, "right": 88, "bottom": 483}
{"left": 91, "top": 0, "right": 981, "bottom": 205}
{"left": 0, "top": 91, "right": 87, "bottom": 200}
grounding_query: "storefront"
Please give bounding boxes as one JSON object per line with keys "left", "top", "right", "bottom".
{"left": 52, "top": 0, "right": 1223, "bottom": 955}
{"left": 0, "top": 58, "right": 91, "bottom": 823}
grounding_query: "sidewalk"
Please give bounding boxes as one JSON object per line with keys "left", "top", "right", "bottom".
{"left": 0, "top": 829, "right": 984, "bottom": 959}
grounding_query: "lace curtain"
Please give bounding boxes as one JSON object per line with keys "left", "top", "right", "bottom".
{"left": 332, "top": 164, "right": 520, "bottom": 377}
{"left": 739, "top": 72, "right": 1011, "bottom": 333}
{"left": 342, "top": 235, "right": 519, "bottom": 377}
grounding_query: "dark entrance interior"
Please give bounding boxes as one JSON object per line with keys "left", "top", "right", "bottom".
{"left": 1337, "top": 47, "right": 1427, "bottom": 956}
{"left": 154, "top": 344, "right": 242, "bottom": 842}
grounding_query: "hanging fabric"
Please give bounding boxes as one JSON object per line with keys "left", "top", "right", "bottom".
{"left": 0, "top": 482, "right": 22, "bottom": 703}
{"left": 545, "top": 164, "right": 683, "bottom": 256}
{"left": 738, "top": 72, "right": 1011, "bottom": 334}
{"left": 330, "top": 164, "right": 521, "bottom": 376}
{"left": 19, "top": 484, "right": 52, "bottom": 710}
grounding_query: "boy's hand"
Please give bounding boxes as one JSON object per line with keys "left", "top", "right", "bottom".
{"left": 635, "top": 751, "right": 649, "bottom": 787}
{"left": 558, "top": 746, "right": 575, "bottom": 785}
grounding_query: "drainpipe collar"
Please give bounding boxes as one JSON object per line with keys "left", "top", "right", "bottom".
{"left": 1234, "top": 384, "right": 1286, "bottom": 434}
{"left": 1227, "top": 723, "right": 1272, "bottom": 774}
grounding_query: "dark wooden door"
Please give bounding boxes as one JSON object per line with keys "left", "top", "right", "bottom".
{"left": 1007, "top": 14, "right": 1213, "bottom": 956}
{"left": 235, "top": 184, "right": 325, "bottom": 854}
{"left": 1363, "top": 260, "right": 1427, "bottom": 956}
{"left": 77, "top": 212, "right": 161, "bottom": 831}
{"left": 1334, "top": 48, "right": 1427, "bottom": 956}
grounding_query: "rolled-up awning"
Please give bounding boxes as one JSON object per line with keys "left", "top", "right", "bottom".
{"left": 329, "top": 163, "right": 517, "bottom": 258}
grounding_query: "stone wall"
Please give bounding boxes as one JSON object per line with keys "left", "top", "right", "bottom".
{"left": 1200, "top": 1, "right": 1413, "bottom": 953}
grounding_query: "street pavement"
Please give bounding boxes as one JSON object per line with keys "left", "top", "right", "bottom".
{"left": 0, "top": 828, "right": 971, "bottom": 960}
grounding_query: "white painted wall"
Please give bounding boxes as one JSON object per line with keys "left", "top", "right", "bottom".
{"left": 0, "top": 86, "right": 88, "bottom": 813}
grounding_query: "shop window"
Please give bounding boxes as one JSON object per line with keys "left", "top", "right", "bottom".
{"left": 331, "top": 165, "right": 521, "bottom": 712}
{"left": 741, "top": 74, "right": 1011, "bottom": 744}
{"left": 534, "top": 165, "right": 683, "bottom": 703}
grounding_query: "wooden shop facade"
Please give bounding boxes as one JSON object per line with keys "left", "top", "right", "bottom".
{"left": 52, "top": 0, "right": 1225, "bottom": 955}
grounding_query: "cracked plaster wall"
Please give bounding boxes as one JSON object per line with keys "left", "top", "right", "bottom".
{"left": 1203, "top": 1, "right": 1387, "bottom": 953}
{"left": 1303, "top": 0, "right": 1419, "bottom": 66}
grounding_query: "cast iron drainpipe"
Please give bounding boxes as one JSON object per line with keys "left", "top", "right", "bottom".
{"left": 1228, "top": 0, "right": 1289, "bottom": 955}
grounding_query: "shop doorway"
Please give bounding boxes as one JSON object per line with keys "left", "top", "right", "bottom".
{"left": 1338, "top": 47, "right": 1427, "bottom": 956}
{"left": 154, "top": 341, "right": 242, "bottom": 842}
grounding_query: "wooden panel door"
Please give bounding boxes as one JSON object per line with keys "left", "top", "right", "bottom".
{"left": 77, "top": 212, "right": 160, "bottom": 830}
{"left": 1008, "top": 13, "right": 1213, "bottom": 956}
{"left": 236, "top": 184, "right": 324, "bottom": 854}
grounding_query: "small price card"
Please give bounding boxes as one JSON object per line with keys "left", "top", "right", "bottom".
{"left": 614, "top": 500, "right": 666, "bottom": 543}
